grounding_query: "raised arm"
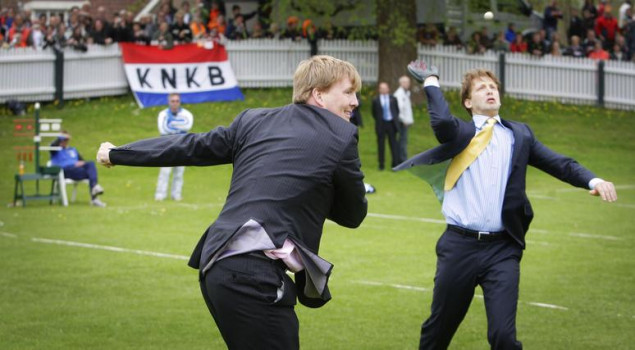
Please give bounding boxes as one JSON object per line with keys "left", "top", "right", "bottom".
{"left": 407, "top": 60, "right": 463, "bottom": 143}
{"left": 98, "top": 111, "right": 243, "bottom": 168}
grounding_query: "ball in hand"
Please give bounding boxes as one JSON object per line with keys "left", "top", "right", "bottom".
{"left": 484, "top": 11, "right": 494, "bottom": 20}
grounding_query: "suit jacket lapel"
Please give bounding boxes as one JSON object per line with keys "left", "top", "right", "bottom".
{"left": 501, "top": 119, "right": 523, "bottom": 171}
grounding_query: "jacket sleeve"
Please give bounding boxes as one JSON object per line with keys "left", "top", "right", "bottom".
{"left": 328, "top": 132, "right": 368, "bottom": 228}
{"left": 424, "top": 86, "right": 463, "bottom": 144}
{"left": 527, "top": 125, "right": 596, "bottom": 189}
{"left": 110, "top": 111, "right": 244, "bottom": 167}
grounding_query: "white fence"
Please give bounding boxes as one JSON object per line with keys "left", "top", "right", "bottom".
{"left": 0, "top": 40, "right": 633, "bottom": 110}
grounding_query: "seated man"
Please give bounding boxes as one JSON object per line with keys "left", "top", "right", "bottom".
{"left": 50, "top": 131, "right": 106, "bottom": 207}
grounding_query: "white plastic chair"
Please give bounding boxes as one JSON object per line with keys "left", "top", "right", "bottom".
{"left": 47, "top": 161, "right": 89, "bottom": 204}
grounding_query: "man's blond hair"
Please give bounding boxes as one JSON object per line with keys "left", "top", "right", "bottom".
{"left": 292, "top": 55, "right": 361, "bottom": 104}
{"left": 460, "top": 69, "right": 501, "bottom": 115}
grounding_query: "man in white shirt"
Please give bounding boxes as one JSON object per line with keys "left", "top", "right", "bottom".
{"left": 394, "top": 75, "right": 414, "bottom": 163}
{"left": 618, "top": 0, "right": 632, "bottom": 29}
{"left": 155, "top": 93, "right": 194, "bottom": 201}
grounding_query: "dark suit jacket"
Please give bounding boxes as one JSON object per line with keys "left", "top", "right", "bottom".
{"left": 395, "top": 86, "right": 595, "bottom": 248}
{"left": 110, "top": 103, "right": 368, "bottom": 304}
{"left": 371, "top": 95, "right": 400, "bottom": 131}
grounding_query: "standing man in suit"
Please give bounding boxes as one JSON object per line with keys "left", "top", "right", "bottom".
{"left": 397, "top": 60, "right": 617, "bottom": 350}
{"left": 394, "top": 75, "right": 414, "bottom": 163}
{"left": 96, "top": 55, "right": 368, "bottom": 349}
{"left": 372, "top": 82, "right": 400, "bottom": 170}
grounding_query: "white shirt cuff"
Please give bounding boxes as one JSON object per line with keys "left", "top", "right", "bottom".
{"left": 423, "top": 79, "right": 440, "bottom": 88}
{"left": 589, "top": 178, "right": 604, "bottom": 190}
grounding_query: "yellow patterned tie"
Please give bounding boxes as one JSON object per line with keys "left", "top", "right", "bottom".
{"left": 444, "top": 118, "right": 497, "bottom": 191}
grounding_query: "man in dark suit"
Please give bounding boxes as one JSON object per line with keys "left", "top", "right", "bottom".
{"left": 96, "top": 55, "right": 368, "bottom": 349}
{"left": 397, "top": 60, "right": 617, "bottom": 350}
{"left": 372, "top": 82, "right": 400, "bottom": 169}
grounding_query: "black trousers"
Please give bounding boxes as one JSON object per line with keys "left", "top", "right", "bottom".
{"left": 420, "top": 229, "right": 523, "bottom": 350}
{"left": 200, "top": 254, "right": 299, "bottom": 350}
{"left": 376, "top": 120, "right": 399, "bottom": 169}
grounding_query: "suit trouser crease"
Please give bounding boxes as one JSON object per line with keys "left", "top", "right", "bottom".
{"left": 376, "top": 121, "right": 399, "bottom": 168}
{"left": 200, "top": 255, "right": 300, "bottom": 349}
{"left": 419, "top": 230, "right": 523, "bottom": 350}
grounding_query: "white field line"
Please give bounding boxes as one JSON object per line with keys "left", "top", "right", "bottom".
{"left": 613, "top": 203, "right": 635, "bottom": 209}
{"left": 110, "top": 202, "right": 223, "bottom": 212}
{"left": 31, "top": 237, "right": 189, "bottom": 260}
{"left": 0, "top": 232, "right": 599, "bottom": 313}
{"left": 526, "top": 302, "right": 568, "bottom": 310}
{"left": 366, "top": 213, "right": 445, "bottom": 224}
{"left": 568, "top": 232, "right": 621, "bottom": 241}
{"left": 528, "top": 195, "right": 558, "bottom": 200}
{"left": 354, "top": 280, "right": 568, "bottom": 311}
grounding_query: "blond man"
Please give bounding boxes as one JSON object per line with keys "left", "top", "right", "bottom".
{"left": 97, "top": 55, "right": 367, "bottom": 349}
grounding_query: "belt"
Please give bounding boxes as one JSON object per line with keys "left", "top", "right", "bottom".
{"left": 447, "top": 224, "right": 507, "bottom": 241}
{"left": 245, "top": 251, "right": 288, "bottom": 270}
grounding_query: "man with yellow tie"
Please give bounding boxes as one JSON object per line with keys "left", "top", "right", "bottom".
{"left": 395, "top": 60, "right": 617, "bottom": 350}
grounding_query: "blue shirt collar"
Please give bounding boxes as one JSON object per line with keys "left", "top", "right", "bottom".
{"left": 472, "top": 114, "right": 503, "bottom": 130}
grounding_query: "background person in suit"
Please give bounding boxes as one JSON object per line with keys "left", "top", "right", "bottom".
{"left": 96, "top": 55, "right": 368, "bottom": 349}
{"left": 372, "top": 82, "right": 400, "bottom": 170}
{"left": 397, "top": 60, "right": 617, "bottom": 350}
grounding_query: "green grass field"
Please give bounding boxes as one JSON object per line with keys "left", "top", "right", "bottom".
{"left": 1, "top": 89, "right": 634, "bottom": 349}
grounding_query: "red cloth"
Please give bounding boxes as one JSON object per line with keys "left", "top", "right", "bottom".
{"left": 8, "top": 26, "right": 31, "bottom": 47}
{"left": 595, "top": 16, "right": 618, "bottom": 41}
{"left": 589, "top": 49, "right": 609, "bottom": 60}
{"left": 510, "top": 41, "right": 527, "bottom": 53}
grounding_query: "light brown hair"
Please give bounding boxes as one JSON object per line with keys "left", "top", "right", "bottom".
{"left": 460, "top": 69, "right": 501, "bottom": 115}
{"left": 292, "top": 55, "right": 361, "bottom": 104}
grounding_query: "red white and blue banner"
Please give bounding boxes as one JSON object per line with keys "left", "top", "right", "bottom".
{"left": 119, "top": 43, "right": 244, "bottom": 108}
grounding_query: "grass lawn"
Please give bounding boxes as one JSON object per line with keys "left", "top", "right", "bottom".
{"left": 1, "top": 88, "right": 634, "bottom": 349}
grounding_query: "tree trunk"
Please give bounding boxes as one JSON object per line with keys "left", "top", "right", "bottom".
{"left": 376, "top": 0, "right": 417, "bottom": 93}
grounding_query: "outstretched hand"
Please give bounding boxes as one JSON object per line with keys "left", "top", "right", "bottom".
{"left": 407, "top": 59, "right": 439, "bottom": 84}
{"left": 589, "top": 181, "right": 617, "bottom": 202}
{"left": 97, "top": 142, "right": 116, "bottom": 168}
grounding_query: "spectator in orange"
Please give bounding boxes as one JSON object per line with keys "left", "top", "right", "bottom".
{"left": 7, "top": 14, "right": 31, "bottom": 48}
{"left": 589, "top": 40, "right": 610, "bottom": 59}
{"left": 510, "top": 32, "right": 528, "bottom": 52}
{"left": 207, "top": 14, "right": 226, "bottom": 34}
{"left": 190, "top": 14, "right": 207, "bottom": 40}
{"left": 595, "top": 7, "right": 619, "bottom": 47}
{"left": 282, "top": 16, "right": 302, "bottom": 41}
{"left": 302, "top": 19, "right": 313, "bottom": 37}
{"left": 206, "top": 1, "right": 221, "bottom": 30}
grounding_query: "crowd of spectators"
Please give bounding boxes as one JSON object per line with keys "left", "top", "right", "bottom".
{"left": 0, "top": 0, "right": 351, "bottom": 52}
{"left": 0, "top": 0, "right": 633, "bottom": 63}
{"left": 422, "top": 0, "right": 635, "bottom": 62}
